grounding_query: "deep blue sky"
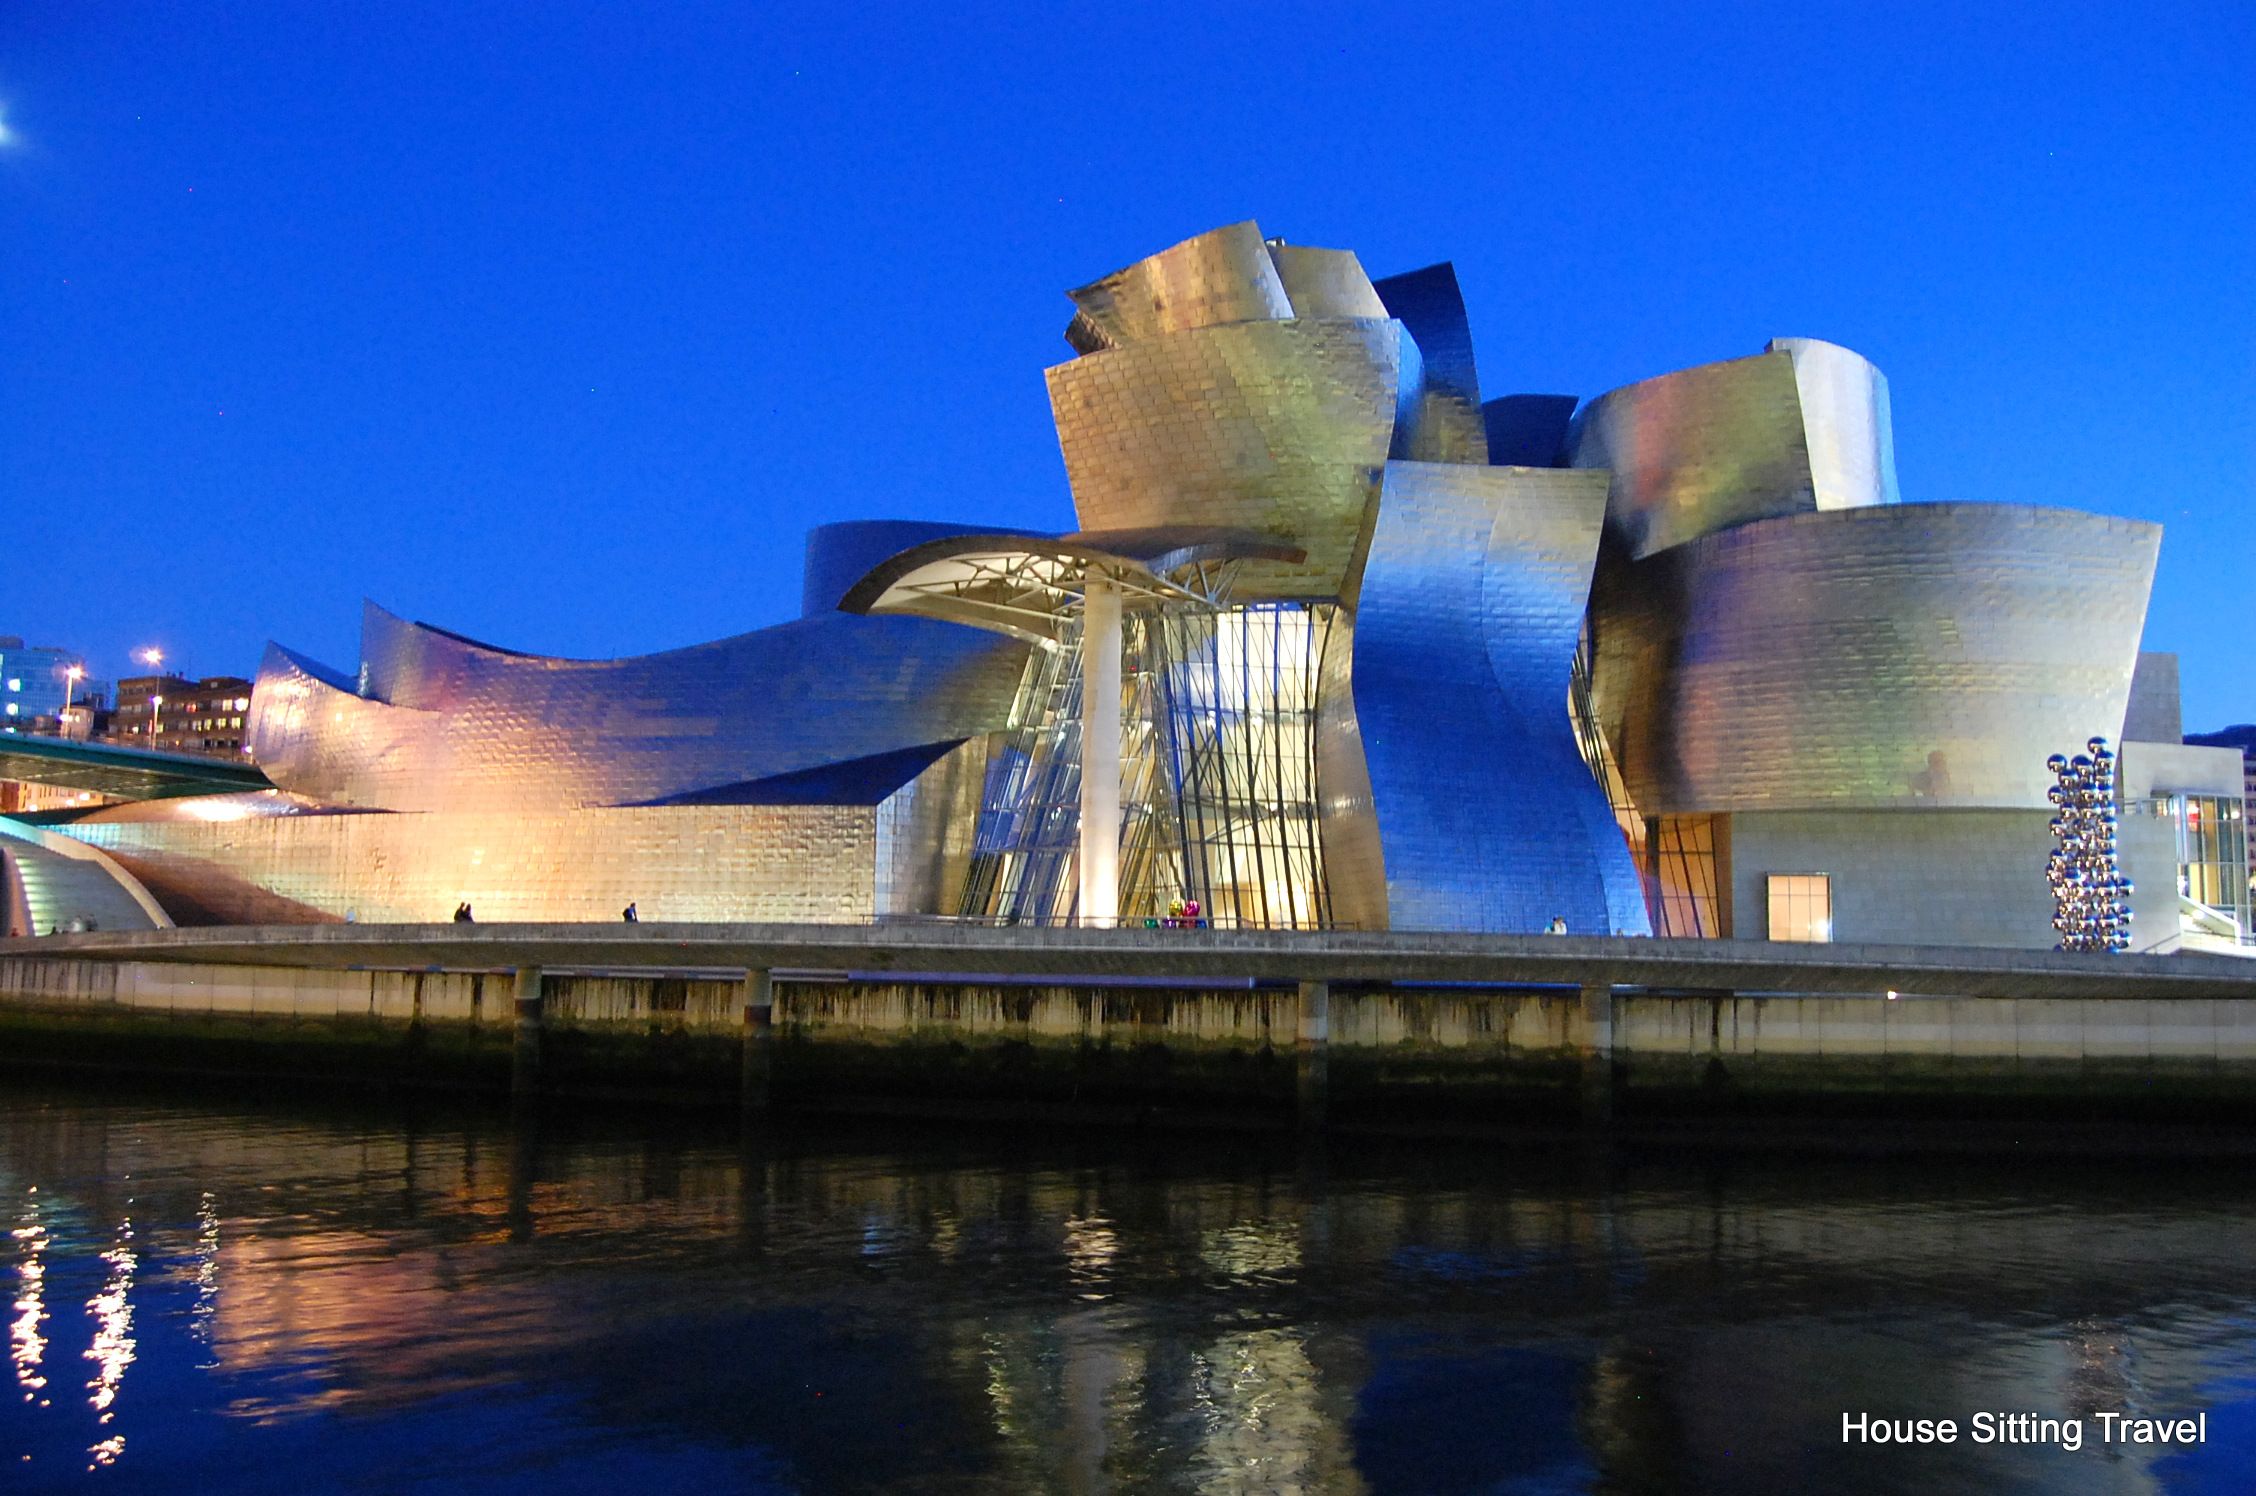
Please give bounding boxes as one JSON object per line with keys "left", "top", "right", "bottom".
{"left": 4, "top": 2, "right": 2250, "bottom": 725}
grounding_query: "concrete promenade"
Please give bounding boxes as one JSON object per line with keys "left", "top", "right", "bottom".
{"left": 17, "top": 920, "right": 2256, "bottom": 999}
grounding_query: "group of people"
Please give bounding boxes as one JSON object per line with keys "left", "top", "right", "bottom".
{"left": 1148, "top": 897, "right": 1206, "bottom": 930}
{"left": 447, "top": 901, "right": 643, "bottom": 921}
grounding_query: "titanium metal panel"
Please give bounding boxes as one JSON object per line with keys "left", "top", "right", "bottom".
{"left": 1266, "top": 244, "right": 1389, "bottom": 320}
{"left": 1769, "top": 337, "right": 1901, "bottom": 511}
{"left": 1481, "top": 395, "right": 1578, "bottom": 468}
{"left": 1566, "top": 350, "right": 1816, "bottom": 558}
{"left": 1372, "top": 262, "right": 1487, "bottom": 464}
{"left": 1343, "top": 460, "right": 1650, "bottom": 934}
{"left": 2123, "top": 650, "right": 2184, "bottom": 744}
{"left": 1587, "top": 503, "right": 2161, "bottom": 815}
{"left": 1066, "top": 221, "right": 1292, "bottom": 346}
{"left": 1313, "top": 608, "right": 1385, "bottom": 931}
{"left": 249, "top": 610, "right": 1027, "bottom": 814}
{"left": 1045, "top": 317, "right": 1420, "bottom": 598}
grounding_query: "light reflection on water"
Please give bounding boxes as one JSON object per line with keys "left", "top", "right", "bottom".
{"left": 2, "top": 1079, "right": 2256, "bottom": 1493}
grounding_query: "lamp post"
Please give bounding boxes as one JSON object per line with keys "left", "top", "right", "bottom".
{"left": 62, "top": 664, "right": 83, "bottom": 714}
{"left": 136, "top": 648, "right": 166, "bottom": 746}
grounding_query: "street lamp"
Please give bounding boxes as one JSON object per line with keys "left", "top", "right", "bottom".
{"left": 136, "top": 649, "right": 167, "bottom": 744}
{"left": 63, "top": 664, "right": 84, "bottom": 713}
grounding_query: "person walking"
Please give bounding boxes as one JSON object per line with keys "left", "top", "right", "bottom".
{"left": 622, "top": 902, "right": 638, "bottom": 922}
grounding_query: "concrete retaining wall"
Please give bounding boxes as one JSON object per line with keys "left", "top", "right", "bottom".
{"left": 5, "top": 957, "right": 2256, "bottom": 1123}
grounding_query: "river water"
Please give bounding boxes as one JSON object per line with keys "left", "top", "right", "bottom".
{"left": 5, "top": 1076, "right": 2256, "bottom": 1494}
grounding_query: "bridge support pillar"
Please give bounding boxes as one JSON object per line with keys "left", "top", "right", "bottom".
{"left": 742, "top": 967, "right": 775, "bottom": 1113}
{"left": 511, "top": 965, "right": 544, "bottom": 1099}
{"left": 1296, "top": 980, "right": 1330, "bottom": 1131}
{"left": 1578, "top": 982, "right": 1614, "bottom": 1125}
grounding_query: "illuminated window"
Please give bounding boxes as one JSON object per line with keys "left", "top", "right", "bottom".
{"left": 3, "top": 704, "right": 14, "bottom": 717}
{"left": 1767, "top": 874, "right": 1833, "bottom": 943}
{"left": 5, "top": 679, "right": 17, "bottom": 692}
{"left": 1646, "top": 815, "right": 1725, "bottom": 937}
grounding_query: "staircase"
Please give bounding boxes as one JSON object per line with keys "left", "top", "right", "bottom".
{"left": 0, "top": 818, "right": 171, "bottom": 936}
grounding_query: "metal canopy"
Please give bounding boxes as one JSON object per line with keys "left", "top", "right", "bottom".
{"left": 0, "top": 734, "right": 273, "bottom": 802}
{"left": 838, "top": 527, "right": 1307, "bottom": 644}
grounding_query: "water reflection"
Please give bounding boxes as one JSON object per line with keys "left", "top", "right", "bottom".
{"left": 81, "top": 1215, "right": 135, "bottom": 1473}
{"left": 10, "top": 1191, "right": 46, "bottom": 1402}
{"left": 1, "top": 1079, "right": 2255, "bottom": 1493}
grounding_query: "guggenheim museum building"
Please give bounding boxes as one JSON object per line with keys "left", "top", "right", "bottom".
{"left": 9, "top": 222, "right": 2247, "bottom": 952}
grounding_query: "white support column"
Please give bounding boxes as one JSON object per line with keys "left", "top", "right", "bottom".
{"left": 1079, "top": 578, "right": 1122, "bottom": 928}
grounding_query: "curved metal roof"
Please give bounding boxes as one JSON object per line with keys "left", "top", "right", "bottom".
{"left": 837, "top": 527, "right": 1306, "bottom": 643}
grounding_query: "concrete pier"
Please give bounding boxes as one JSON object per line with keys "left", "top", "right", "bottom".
{"left": 741, "top": 967, "right": 774, "bottom": 1112}
{"left": 1296, "top": 980, "right": 1330, "bottom": 1130}
{"left": 1578, "top": 983, "right": 1615, "bottom": 1123}
{"left": 512, "top": 965, "right": 544, "bottom": 1097}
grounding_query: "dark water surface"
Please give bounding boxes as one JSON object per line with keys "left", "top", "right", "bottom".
{"left": 6, "top": 1078, "right": 2256, "bottom": 1494}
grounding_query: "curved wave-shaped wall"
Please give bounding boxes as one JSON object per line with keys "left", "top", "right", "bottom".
{"left": 1586, "top": 502, "right": 2160, "bottom": 815}
{"left": 1333, "top": 460, "right": 1650, "bottom": 934}
{"left": 249, "top": 609, "right": 1027, "bottom": 814}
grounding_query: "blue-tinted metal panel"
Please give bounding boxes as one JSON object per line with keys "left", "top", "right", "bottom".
{"left": 1371, "top": 263, "right": 1480, "bottom": 410}
{"left": 1345, "top": 461, "right": 1650, "bottom": 934}
{"left": 640, "top": 741, "right": 962, "bottom": 806}
{"left": 1372, "top": 262, "right": 1487, "bottom": 464}
{"left": 1481, "top": 395, "right": 1578, "bottom": 468}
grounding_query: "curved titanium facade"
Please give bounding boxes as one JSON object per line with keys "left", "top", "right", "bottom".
{"left": 1586, "top": 503, "right": 2161, "bottom": 816}
{"left": 1066, "top": 221, "right": 1293, "bottom": 346}
{"left": 250, "top": 607, "right": 1027, "bottom": 814}
{"left": 1566, "top": 340, "right": 1903, "bottom": 561}
{"left": 1566, "top": 349, "right": 1815, "bottom": 559}
{"left": 1265, "top": 244, "right": 1389, "bottom": 320}
{"left": 1372, "top": 262, "right": 1487, "bottom": 464}
{"left": 1771, "top": 337, "right": 1900, "bottom": 513}
{"left": 1045, "top": 316, "right": 1421, "bottom": 597}
{"left": 1334, "top": 461, "right": 1650, "bottom": 934}
{"left": 33, "top": 220, "right": 2176, "bottom": 951}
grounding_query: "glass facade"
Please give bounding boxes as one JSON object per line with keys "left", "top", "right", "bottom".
{"left": 2128, "top": 793, "right": 2251, "bottom": 940}
{"left": 1766, "top": 874, "right": 1834, "bottom": 943}
{"left": 961, "top": 601, "right": 1333, "bottom": 929}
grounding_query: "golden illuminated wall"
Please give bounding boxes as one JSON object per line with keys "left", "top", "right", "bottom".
{"left": 64, "top": 799, "right": 885, "bottom": 925}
